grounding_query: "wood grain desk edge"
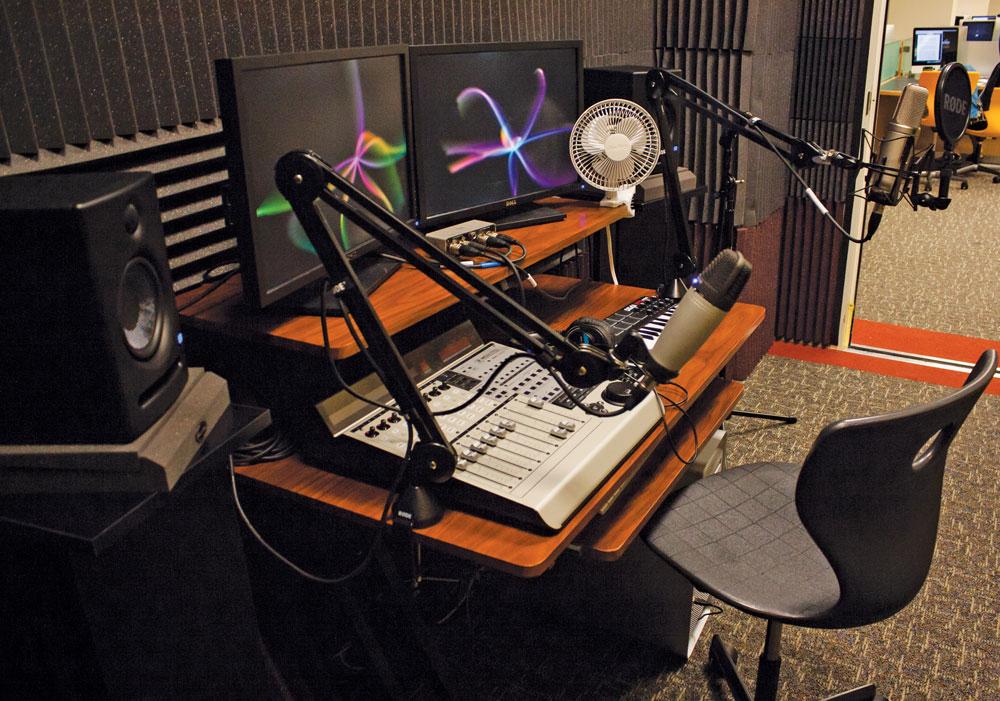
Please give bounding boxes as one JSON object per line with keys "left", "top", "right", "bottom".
{"left": 236, "top": 302, "right": 765, "bottom": 578}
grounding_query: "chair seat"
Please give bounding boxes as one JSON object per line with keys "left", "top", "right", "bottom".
{"left": 644, "top": 462, "right": 840, "bottom": 625}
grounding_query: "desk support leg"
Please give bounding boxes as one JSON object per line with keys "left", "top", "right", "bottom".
{"left": 372, "top": 545, "right": 456, "bottom": 699}
{"left": 730, "top": 409, "right": 797, "bottom": 424}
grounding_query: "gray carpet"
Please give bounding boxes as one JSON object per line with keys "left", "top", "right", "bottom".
{"left": 855, "top": 171, "right": 1000, "bottom": 341}
{"left": 427, "top": 354, "right": 1000, "bottom": 699}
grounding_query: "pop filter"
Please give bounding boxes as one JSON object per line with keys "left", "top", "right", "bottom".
{"left": 935, "top": 62, "right": 972, "bottom": 149}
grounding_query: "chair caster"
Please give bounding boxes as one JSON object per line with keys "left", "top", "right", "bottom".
{"left": 993, "top": 176, "right": 1000, "bottom": 184}
{"left": 960, "top": 181, "right": 969, "bottom": 190}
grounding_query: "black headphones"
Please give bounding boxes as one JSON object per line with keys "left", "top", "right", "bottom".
{"left": 566, "top": 316, "right": 617, "bottom": 351}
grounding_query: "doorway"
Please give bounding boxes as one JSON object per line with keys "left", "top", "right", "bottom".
{"left": 840, "top": 0, "right": 1000, "bottom": 370}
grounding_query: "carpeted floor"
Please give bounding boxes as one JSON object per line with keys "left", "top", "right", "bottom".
{"left": 854, "top": 171, "right": 1000, "bottom": 344}
{"left": 427, "top": 354, "right": 1000, "bottom": 700}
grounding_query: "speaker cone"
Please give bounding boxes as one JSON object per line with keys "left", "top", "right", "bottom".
{"left": 119, "top": 257, "right": 164, "bottom": 359}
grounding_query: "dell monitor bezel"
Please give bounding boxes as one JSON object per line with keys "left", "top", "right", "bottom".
{"left": 407, "top": 40, "right": 584, "bottom": 230}
{"left": 216, "top": 46, "right": 413, "bottom": 311}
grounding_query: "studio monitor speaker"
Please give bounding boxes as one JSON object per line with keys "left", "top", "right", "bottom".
{"left": 0, "top": 172, "right": 187, "bottom": 444}
{"left": 584, "top": 65, "right": 685, "bottom": 162}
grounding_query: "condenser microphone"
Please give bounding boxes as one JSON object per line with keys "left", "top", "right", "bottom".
{"left": 602, "top": 249, "right": 751, "bottom": 407}
{"left": 647, "top": 249, "right": 752, "bottom": 379}
{"left": 866, "top": 83, "right": 928, "bottom": 238}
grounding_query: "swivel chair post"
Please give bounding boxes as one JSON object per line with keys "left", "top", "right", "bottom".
{"left": 717, "top": 128, "right": 796, "bottom": 426}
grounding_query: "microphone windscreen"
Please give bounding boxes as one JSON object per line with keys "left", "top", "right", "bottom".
{"left": 696, "top": 249, "right": 752, "bottom": 311}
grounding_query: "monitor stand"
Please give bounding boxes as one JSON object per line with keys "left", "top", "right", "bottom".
{"left": 285, "top": 254, "right": 401, "bottom": 317}
{"left": 490, "top": 205, "right": 566, "bottom": 231}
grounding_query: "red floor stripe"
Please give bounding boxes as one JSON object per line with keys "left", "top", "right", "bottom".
{"left": 769, "top": 341, "right": 1000, "bottom": 396}
{"left": 851, "top": 319, "right": 1000, "bottom": 364}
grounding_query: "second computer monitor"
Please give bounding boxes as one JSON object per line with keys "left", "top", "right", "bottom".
{"left": 409, "top": 41, "right": 582, "bottom": 229}
{"left": 912, "top": 27, "right": 960, "bottom": 66}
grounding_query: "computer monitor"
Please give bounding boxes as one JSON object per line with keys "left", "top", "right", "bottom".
{"left": 216, "top": 47, "right": 410, "bottom": 312}
{"left": 912, "top": 27, "right": 960, "bottom": 66}
{"left": 963, "top": 19, "right": 995, "bottom": 42}
{"left": 409, "top": 42, "right": 582, "bottom": 230}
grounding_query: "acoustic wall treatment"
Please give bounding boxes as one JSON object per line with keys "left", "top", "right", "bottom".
{"left": 0, "top": 0, "right": 657, "bottom": 290}
{"left": 777, "top": 0, "right": 873, "bottom": 345}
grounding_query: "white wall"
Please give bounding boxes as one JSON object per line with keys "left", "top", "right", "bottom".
{"left": 953, "top": 0, "right": 991, "bottom": 20}
{"left": 885, "top": 0, "right": 954, "bottom": 45}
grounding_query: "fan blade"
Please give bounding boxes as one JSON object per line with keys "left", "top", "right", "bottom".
{"left": 617, "top": 116, "right": 645, "bottom": 142}
{"left": 581, "top": 116, "right": 613, "bottom": 155}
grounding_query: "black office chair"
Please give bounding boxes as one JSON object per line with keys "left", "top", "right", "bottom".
{"left": 961, "top": 62, "right": 1000, "bottom": 184}
{"left": 644, "top": 349, "right": 997, "bottom": 701}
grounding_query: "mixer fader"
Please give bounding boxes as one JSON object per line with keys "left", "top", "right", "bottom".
{"left": 338, "top": 340, "right": 661, "bottom": 530}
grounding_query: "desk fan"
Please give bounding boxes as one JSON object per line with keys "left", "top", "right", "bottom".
{"left": 569, "top": 99, "right": 661, "bottom": 217}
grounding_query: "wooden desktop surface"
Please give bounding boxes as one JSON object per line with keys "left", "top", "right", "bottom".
{"left": 178, "top": 204, "right": 763, "bottom": 577}
{"left": 235, "top": 277, "right": 764, "bottom": 577}
{"left": 180, "top": 198, "right": 627, "bottom": 360}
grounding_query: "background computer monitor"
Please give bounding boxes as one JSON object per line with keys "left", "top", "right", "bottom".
{"left": 912, "top": 27, "right": 960, "bottom": 66}
{"left": 409, "top": 41, "right": 582, "bottom": 230}
{"left": 964, "top": 19, "right": 996, "bottom": 42}
{"left": 216, "top": 47, "right": 410, "bottom": 311}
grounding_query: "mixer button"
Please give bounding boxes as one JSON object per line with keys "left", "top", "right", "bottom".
{"left": 558, "top": 420, "right": 577, "bottom": 431}
{"left": 365, "top": 428, "right": 379, "bottom": 438}
{"left": 470, "top": 441, "right": 489, "bottom": 454}
{"left": 499, "top": 419, "right": 516, "bottom": 431}
{"left": 489, "top": 427, "right": 508, "bottom": 438}
{"left": 460, "top": 450, "right": 479, "bottom": 463}
{"left": 455, "top": 459, "right": 469, "bottom": 471}
{"left": 550, "top": 427, "right": 569, "bottom": 439}
{"left": 527, "top": 396, "right": 545, "bottom": 409}
{"left": 387, "top": 413, "right": 401, "bottom": 423}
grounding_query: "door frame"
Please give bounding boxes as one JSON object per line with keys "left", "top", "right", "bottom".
{"left": 837, "top": 0, "right": 891, "bottom": 349}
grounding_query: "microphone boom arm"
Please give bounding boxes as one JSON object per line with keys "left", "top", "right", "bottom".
{"left": 274, "top": 149, "right": 623, "bottom": 526}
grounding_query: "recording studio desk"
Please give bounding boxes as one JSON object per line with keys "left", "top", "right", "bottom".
{"left": 178, "top": 201, "right": 764, "bottom": 578}
{"left": 236, "top": 281, "right": 761, "bottom": 577}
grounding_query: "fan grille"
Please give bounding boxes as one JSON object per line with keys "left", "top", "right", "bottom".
{"left": 569, "top": 99, "right": 661, "bottom": 191}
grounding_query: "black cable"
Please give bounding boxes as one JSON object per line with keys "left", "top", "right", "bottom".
{"left": 694, "top": 599, "right": 724, "bottom": 620}
{"left": 655, "top": 385, "right": 700, "bottom": 466}
{"left": 232, "top": 426, "right": 297, "bottom": 465}
{"left": 229, "top": 420, "right": 413, "bottom": 585}
{"left": 431, "top": 566, "right": 483, "bottom": 626}
{"left": 482, "top": 250, "right": 526, "bottom": 307}
{"left": 317, "top": 283, "right": 398, "bottom": 413}
{"left": 176, "top": 266, "right": 239, "bottom": 313}
{"left": 431, "top": 352, "right": 536, "bottom": 416}
{"left": 749, "top": 121, "right": 873, "bottom": 245}
{"left": 516, "top": 266, "right": 572, "bottom": 301}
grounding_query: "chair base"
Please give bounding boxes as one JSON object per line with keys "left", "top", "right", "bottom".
{"left": 708, "top": 634, "right": 886, "bottom": 701}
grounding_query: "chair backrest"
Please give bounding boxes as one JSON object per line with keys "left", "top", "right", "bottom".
{"left": 918, "top": 70, "right": 939, "bottom": 127}
{"left": 979, "top": 62, "right": 1000, "bottom": 112}
{"left": 794, "top": 350, "right": 997, "bottom": 628}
